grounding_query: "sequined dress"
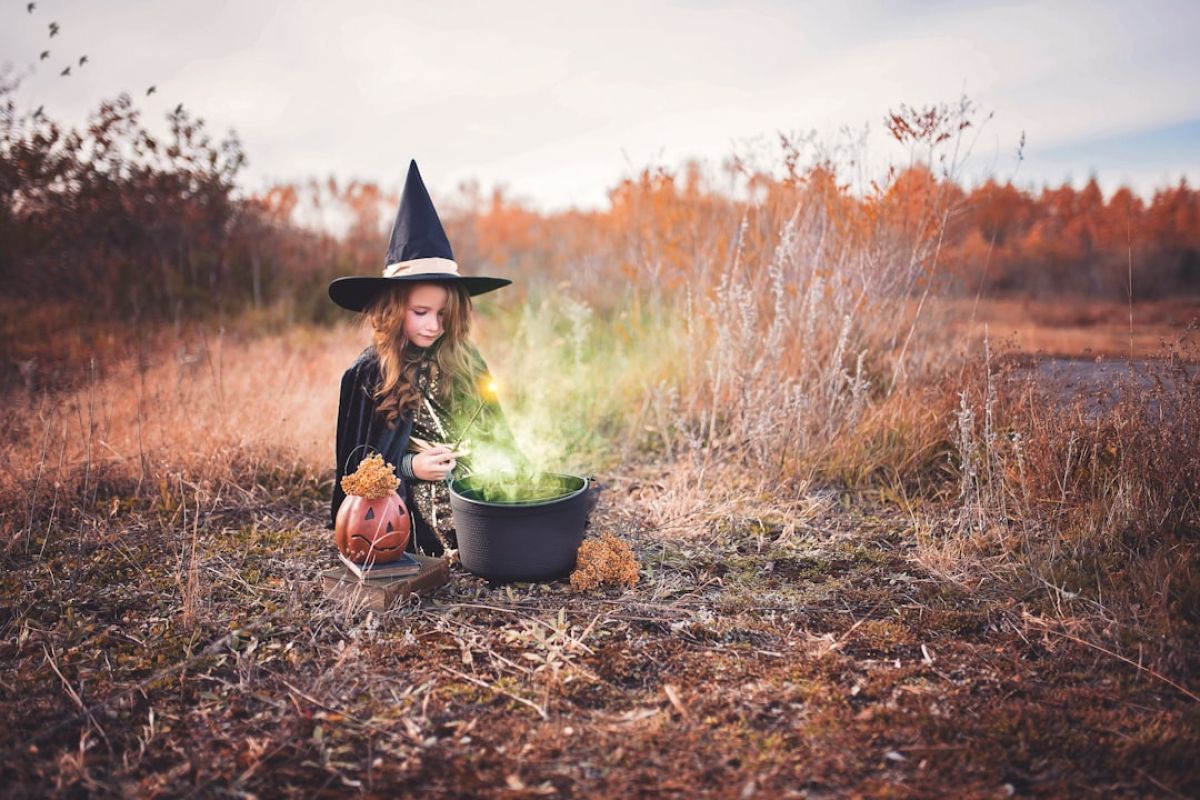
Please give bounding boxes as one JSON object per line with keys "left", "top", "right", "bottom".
{"left": 409, "top": 355, "right": 461, "bottom": 551}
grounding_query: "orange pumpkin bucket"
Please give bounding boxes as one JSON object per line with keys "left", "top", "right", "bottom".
{"left": 335, "top": 448, "right": 411, "bottom": 564}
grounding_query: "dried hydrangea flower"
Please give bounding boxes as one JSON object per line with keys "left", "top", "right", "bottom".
{"left": 570, "top": 533, "right": 639, "bottom": 591}
{"left": 340, "top": 453, "right": 400, "bottom": 500}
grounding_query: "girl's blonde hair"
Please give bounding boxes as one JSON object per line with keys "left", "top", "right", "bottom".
{"left": 366, "top": 281, "right": 478, "bottom": 425}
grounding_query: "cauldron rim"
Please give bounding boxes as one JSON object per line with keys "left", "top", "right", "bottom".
{"left": 449, "top": 471, "right": 588, "bottom": 510}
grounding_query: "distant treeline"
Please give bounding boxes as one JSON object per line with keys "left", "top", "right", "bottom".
{"left": 3, "top": 94, "right": 1198, "bottom": 330}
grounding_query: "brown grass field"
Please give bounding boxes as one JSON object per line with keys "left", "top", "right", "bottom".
{"left": 941, "top": 297, "right": 1199, "bottom": 361}
{"left": 5, "top": 49, "right": 1200, "bottom": 797}
{"left": 1, "top": 290, "right": 1198, "bottom": 797}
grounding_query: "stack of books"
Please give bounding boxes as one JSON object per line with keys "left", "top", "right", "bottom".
{"left": 322, "top": 551, "right": 450, "bottom": 611}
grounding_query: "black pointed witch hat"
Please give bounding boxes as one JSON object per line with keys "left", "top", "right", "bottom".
{"left": 328, "top": 160, "right": 511, "bottom": 312}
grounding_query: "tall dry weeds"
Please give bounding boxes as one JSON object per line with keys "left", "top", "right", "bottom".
{"left": 634, "top": 167, "right": 962, "bottom": 493}
{"left": 1, "top": 325, "right": 363, "bottom": 550}
{"left": 939, "top": 341, "right": 1200, "bottom": 676}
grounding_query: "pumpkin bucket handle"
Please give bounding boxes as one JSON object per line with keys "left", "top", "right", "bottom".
{"left": 343, "top": 443, "right": 381, "bottom": 476}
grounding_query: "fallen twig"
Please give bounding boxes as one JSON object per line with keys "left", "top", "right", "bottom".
{"left": 43, "top": 643, "right": 110, "bottom": 748}
{"left": 1026, "top": 618, "right": 1199, "bottom": 704}
{"left": 440, "top": 665, "right": 549, "bottom": 720}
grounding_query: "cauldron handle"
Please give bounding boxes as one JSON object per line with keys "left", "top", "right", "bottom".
{"left": 583, "top": 475, "right": 601, "bottom": 519}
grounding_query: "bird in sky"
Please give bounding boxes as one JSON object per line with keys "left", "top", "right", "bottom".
{"left": 49, "top": 22, "right": 59, "bottom": 37}
{"left": 146, "top": 85, "right": 157, "bottom": 96}
{"left": 34, "top": 105, "right": 44, "bottom": 118}
{"left": 60, "top": 66, "right": 70, "bottom": 77}
{"left": 27, "top": 3, "right": 36, "bottom": 14}
{"left": 174, "top": 103, "right": 183, "bottom": 114}
{"left": 78, "top": 55, "right": 88, "bottom": 67}
{"left": 40, "top": 50, "right": 49, "bottom": 60}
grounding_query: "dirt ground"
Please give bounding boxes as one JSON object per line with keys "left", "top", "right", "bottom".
{"left": 1, "top": 463, "right": 1196, "bottom": 798}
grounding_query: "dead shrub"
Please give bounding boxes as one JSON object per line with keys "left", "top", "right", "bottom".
{"left": 942, "top": 349, "right": 1200, "bottom": 675}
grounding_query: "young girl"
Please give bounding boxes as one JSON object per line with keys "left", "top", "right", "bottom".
{"left": 328, "top": 161, "right": 520, "bottom": 555}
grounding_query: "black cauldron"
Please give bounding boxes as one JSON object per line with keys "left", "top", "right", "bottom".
{"left": 449, "top": 472, "right": 590, "bottom": 582}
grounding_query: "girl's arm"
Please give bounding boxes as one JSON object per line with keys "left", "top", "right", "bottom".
{"left": 409, "top": 446, "right": 459, "bottom": 480}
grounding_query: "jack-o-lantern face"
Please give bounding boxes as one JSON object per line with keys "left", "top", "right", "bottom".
{"left": 335, "top": 491, "right": 411, "bottom": 564}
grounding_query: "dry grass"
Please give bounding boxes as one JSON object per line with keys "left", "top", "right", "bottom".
{"left": 2, "top": 434, "right": 1195, "bottom": 795}
{"left": 2, "top": 295, "right": 1198, "bottom": 796}
{"left": 2, "top": 151, "right": 1198, "bottom": 793}
{"left": 939, "top": 296, "right": 1199, "bottom": 360}
{"left": 1, "top": 323, "right": 363, "bottom": 546}
{"left": 929, "top": 337, "right": 1200, "bottom": 677}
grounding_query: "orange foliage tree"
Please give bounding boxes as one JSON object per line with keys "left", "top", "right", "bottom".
{"left": 5, "top": 83, "right": 1198, "bottom": 345}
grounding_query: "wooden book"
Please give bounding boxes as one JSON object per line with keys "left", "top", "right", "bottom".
{"left": 321, "top": 553, "right": 450, "bottom": 611}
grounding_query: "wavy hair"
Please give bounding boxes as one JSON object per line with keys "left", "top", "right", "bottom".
{"left": 365, "top": 281, "right": 478, "bottom": 426}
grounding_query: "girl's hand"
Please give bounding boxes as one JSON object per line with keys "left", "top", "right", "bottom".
{"left": 412, "top": 446, "right": 458, "bottom": 481}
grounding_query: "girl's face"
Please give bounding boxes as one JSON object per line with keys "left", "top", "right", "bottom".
{"left": 402, "top": 283, "right": 450, "bottom": 348}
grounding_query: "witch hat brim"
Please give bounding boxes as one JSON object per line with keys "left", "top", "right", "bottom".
{"left": 329, "top": 274, "right": 512, "bottom": 312}
{"left": 327, "top": 160, "right": 511, "bottom": 312}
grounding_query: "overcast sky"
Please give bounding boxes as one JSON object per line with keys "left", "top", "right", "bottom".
{"left": 3, "top": 0, "right": 1198, "bottom": 211}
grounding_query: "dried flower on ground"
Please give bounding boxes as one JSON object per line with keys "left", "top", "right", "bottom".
{"left": 340, "top": 453, "right": 400, "bottom": 499}
{"left": 570, "top": 533, "right": 639, "bottom": 591}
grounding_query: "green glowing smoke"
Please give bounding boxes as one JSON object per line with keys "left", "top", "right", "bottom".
{"left": 449, "top": 288, "right": 689, "bottom": 501}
